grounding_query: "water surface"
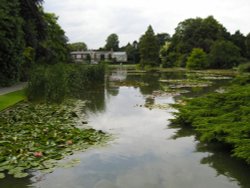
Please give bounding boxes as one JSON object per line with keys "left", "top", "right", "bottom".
{"left": 1, "top": 70, "right": 249, "bottom": 188}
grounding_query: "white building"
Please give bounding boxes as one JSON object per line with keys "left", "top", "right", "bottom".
{"left": 70, "top": 50, "right": 127, "bottom": 63}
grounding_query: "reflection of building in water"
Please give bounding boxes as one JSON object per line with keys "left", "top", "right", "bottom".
{"left": 71, "top": 50, "right": 127, "bottom": 64}
{"left": 109, "top": 68, "right": 127, "bottom": 81}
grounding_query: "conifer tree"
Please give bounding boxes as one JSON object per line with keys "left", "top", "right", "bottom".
{"left": 139, "top": 25, "right": 160, "bottom": 68}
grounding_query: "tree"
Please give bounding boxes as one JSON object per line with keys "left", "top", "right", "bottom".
{"left": 167, "top": 16, "right": 229, "bottom": 67}
{"left": 38, "top": 13, "right": 69, "bottom": 64}
{"left": 156, "top": 33, "right": 171, "bottom": 47}
{"left": 186, "top": 48, "right": 208, "bottom": 69}
{"left": 139, "top": 25, "right": 160, "bottom": 67}
{"left": 0, "top": 0, "right": 25, "bottom": 86}
{"left": 68, "top": 42, "right": 87, "bottom": 51}
{"left": 208, "top": 40, "right": 242, "bottom": 69}
{"left": 125, "top": 42, "right": 140, "bottom": 64}
{"left": 246, "top": 33, "right": 250, "bottom": 59}
{"left": 230, "top": 31, "right": 247, "bottom": 57}
{"left": 104, "top": 33, "right": 119, "bottom": 51}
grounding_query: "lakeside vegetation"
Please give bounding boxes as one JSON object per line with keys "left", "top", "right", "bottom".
{"left": 0, "top": 100, "right": 109, "bottom": 179}
{"left": 0, "top": 90, "right": 26, "bottom": 111}
{"left": 27, "top": 63, "right": 105, "bottom": 103}
{"left": 0, "top": 0, "right": 250, "bottom": 182}
{"left": 171, "top": 74, "right": 250, "bottom": 164}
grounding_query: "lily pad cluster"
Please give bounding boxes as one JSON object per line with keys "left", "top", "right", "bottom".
{"left": 0, "top": 100, "right": 109, "bottom": 179}
{"left": 113, "top": 80, "right": 149, "bottom": 87}
{"left": 159, "top": 79, "right": 212, "bottom": 88}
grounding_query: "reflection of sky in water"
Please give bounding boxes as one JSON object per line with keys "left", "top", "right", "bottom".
{"left": 33, "top": 86, "right": 242, "bottom": 188}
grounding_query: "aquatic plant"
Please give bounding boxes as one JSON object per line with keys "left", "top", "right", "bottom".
{"left": 0, "top": 100, "right": 109, "bottom": 179}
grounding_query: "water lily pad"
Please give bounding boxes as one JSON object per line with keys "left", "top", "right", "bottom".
{"left": 0, "top": 100, "right": 109, "bottom": 179}
{"left": 13, "top": 172, "right": 29, "bottom": 178}
{"left": 0, "top": 173, "right": 5, "bottom": 179}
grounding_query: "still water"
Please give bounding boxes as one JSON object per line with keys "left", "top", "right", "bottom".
{"left": 1, "top": 69, "right": 249, "bottom": 188}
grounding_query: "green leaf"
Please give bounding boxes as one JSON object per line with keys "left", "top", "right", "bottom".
{"left": 0, "top": 173, "right": 5, "bottom": 179}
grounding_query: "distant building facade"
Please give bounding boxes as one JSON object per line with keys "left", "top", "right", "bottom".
{"left": 71, "top": 50, "right": 127, "bottom": 63}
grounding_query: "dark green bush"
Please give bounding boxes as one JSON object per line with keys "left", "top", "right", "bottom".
{"left": 172, "top": 76, "right": 250, "bottom": 164}
{"left": 238, "top": 62, "right": 250, "bottom": 73}
{"left": 27, "top": 64, "right": 105, "bottom": 103}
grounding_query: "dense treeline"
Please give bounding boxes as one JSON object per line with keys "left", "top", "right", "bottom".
{"left": 161, "top": 16, "right": 250, "bottom": 69}
{"left": 121, "top": 16, "right": 250, "bottom": 69}
{"left": 171, "top": 75, "right": 250, "bottom": 164}
{"left": 0, "top": 0, "right": 69, "bottom": 86}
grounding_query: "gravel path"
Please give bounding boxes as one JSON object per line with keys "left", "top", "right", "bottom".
{"left": 0, "top": 82, "right": 27, "bottom": 96}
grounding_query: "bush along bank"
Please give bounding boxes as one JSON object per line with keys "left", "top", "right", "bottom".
{"left": 27, "top": 63, "right": 105, "bottom": 103}
{"left": 171, "top": 75, "right": 250, "bottom": 164}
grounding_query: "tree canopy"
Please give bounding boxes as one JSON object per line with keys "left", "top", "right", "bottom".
{"left": 104, "top": 33, "right": 119, "bottom": 51}
{"left": 139, "top": 25, "right": 160, "bottom": 67}
{"left": 208, "top": 40, "right": 241, "bottom": 69}
{"left": 68, "top": 42, "right": 87, "bottom": 51}
{"left": 162, "top": 16, "right": 248, "bottom": 69}
{"left": 0, "top": 0, "right": 70, "bottom": 86}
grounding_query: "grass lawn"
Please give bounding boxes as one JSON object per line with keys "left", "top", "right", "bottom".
{"left": 0, "top": 90, "right": 26, "bottom": 111}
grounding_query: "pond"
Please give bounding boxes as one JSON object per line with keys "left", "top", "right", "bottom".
{"left": 1, "top": 68, "right": 249, "bottom": 188}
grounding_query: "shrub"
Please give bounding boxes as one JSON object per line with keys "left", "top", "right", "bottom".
{"left": 172, "top": 76, "right": 250, "bottom": 163}
{"left": 238, "top": 62, "right": 250, "bottom": 73}
{"left": 186, "top": 48, "right": 208, "bottom": 69}
{"left": 27, "top": 64, "right": 105, "bottom": 103}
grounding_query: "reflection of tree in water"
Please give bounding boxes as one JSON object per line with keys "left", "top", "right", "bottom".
{"left": 170, "top": 125, "right": 250, "bottom": 188}
{"left": 106, "top": 78, "right": 120, "bottom": 97}
{"left": 75, "top": 83, "right": 106, "bottom": 113}
{"left": 169, "top": 124, "right": 196, "bottom": 140}
{"left": 136, "top": 74, "right": 160, "bottom": 95}
{"left": 197, "top": 142, "right": 250, "bottom": 188}
{"left": 0, "top": 174, "right": 32, "bottom": 188}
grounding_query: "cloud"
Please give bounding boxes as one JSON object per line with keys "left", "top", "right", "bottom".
{"left": 44, "top": 0, "right": 250, "bottom": 49}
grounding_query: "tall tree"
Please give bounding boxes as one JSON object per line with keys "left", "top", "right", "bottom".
{"left": 156, "top": 33, "right": 171, "bottom": 47}
{"left": 0, "top": 0, "right": 25, "bottom": 86}
{"left": 38, "top": 13, "right": 69, "bottom": 64}
{"left": 68, "top": 42, "right": 87, "bottom": 51}
{"left": 167, "top": 16, "right": 229, "bottom": 67}
{"left": 245, "top": 33, "right": 250, "bottom": 59}
{"left": 125, "top": 42, "right": 140, "bottom": 64}
{"left": 230, "top": 31, "right": 247, "bottom": 57}
{"left": 208, "top": 40, "right": 241, "bottom": 69}
{"left": 139, "top": 25, "right": 160, "bottom": 67}
{"left": 104, "top": 33, "right": 119, "bottom": 51}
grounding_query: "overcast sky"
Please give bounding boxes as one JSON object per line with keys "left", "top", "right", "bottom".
{"left": 44, "top": 0, "right": 250, "bottom": 49}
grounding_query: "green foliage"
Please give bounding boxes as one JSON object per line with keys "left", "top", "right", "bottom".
{"left": 0, "top": 100, "right": 109, "bottom": 179}
{"left": 246, "top": 33, "right": 250, "bottom": 59}
{"left": 165, "top": 16, "right": 232, "bottom": 68}
{"left": 68, "top": 42, "right": 87, "bottom": 51}
{"left": 172, "top": 75, "right": 250, "bottom": 163}
{"left": 238, "top": 62, "right": 250, "bottom": 73}
{"left": 104, "top": 33, "right": 119, "bottom": 51}
{"left": 125, "top": 43, "right": 140, "bottom": 64}
{"left": 156, "top": 33, "right": 171, "bottom": 47}
{"left": 208, "top": 40, "right": 242, "bottom": 69}
{"left": 0, "top": 0, "right": 25, "bottom": 86}
{"left": 27, "top": 64, "right": 105, "bottom": 103}
{"left": 0, "top": 90, "right": 26, "bottom": 111}
{"left": 186, "top": 48, "right": 208, "bottom": 69}
{"left": 230, "top": 30, "right": 247, "bottom": 57}
{"left": 139, "top": 25, "right": 160, "bottom": 68}
{"left": 38, "top": 13, "right": 69, "bottom": 64}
